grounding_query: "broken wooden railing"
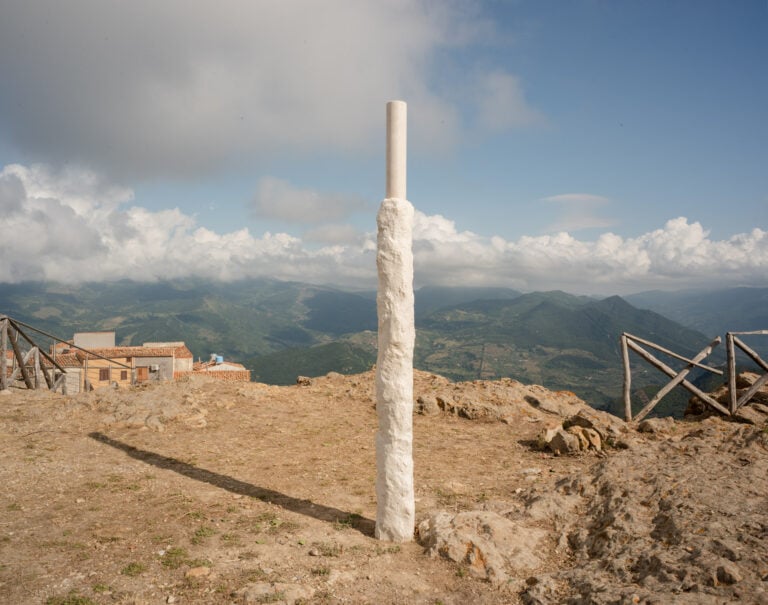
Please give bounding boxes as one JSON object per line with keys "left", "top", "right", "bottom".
{"left": 621, "top": 332, "right": 725, "bottom": 423}
{"left": 622, "top": 330, "right": 768, "bottom": 422}
{"left": 1, "top": 315, "right": 69, "bottom": 392}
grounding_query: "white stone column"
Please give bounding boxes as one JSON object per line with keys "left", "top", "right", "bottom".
{"left": 375, "top": 100, "right": 415, "bottom": 542}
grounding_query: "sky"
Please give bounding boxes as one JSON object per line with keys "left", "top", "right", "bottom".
{"left": 0, "top": 0, "right": 766, "bottom": 295}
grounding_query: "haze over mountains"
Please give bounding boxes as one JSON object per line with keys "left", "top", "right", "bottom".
{"left": 1, "top": 279, "right": 766, "bottom": 415}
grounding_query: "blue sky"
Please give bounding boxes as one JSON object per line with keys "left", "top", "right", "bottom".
{"left": 0, "top": 0, "right": 766, "bottom": 293}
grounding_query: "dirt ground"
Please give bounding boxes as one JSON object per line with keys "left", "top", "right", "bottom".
{"left": 1, "top": 370, "right": 767, "bottom": 604}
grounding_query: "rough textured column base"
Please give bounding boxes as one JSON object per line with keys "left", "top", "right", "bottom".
{"left": 375, "top": 197, "right": 415, "bottom": 542}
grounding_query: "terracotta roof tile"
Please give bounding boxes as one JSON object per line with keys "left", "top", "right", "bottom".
{"left": 42, "top": 354, "right": 82, "bottom": 368}
{"left": 76, "top": 346, "right": 178, "bottom": 360}
{"left": 174, "top": 345, "right": 194, "bottom": 359}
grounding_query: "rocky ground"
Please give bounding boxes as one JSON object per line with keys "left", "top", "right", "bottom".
{"left": 0, "top": 370, "right": 766, "bottom": 604}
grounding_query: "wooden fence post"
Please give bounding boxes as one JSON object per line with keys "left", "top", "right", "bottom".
{"left": 729, "top": 333, "right": 768, "bottom": 411}
{"left": 33, "top": 347, "right": 42, "bottom": 389}
{"left": 8, "top": 325, "right": 34, "bottom": 389}
{"left": 621, "top": 333, "right": 631, "bottom": 421}
{"left": 727, "top": 332, "right": 737, "bottom": 413}
{"left": 0, "top": 318, "right": 7, "bottom": 390}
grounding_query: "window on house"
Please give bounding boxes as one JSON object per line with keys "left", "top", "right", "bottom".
{"left": 120, "top": 370, "right": 128, "bottom": 380}
{"left": 99, "top": 368, "right": 109, "bottom": 381}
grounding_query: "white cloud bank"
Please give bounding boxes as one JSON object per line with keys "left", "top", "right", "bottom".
{"left": 1, "top": 164, "right": 766, "bottom": 294}
{"left": 0, "top": 1, "right": 540, "bottom": 179}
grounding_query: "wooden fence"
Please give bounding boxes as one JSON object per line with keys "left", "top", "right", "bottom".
{"left": 0, "top": 315, "right": 130, "bottom": 393}
{"left": 1, "top": 315, "right": 68, "bottom": 392}
{"left": 621, "top": 330, "right": 768, "bottom": 423}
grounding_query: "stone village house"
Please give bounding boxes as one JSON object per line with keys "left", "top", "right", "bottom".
{"left": 47, "top": 332, "right": 194, "bottom": 393}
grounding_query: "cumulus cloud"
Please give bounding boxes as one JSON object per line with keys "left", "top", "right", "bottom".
{"left": 252, "top": 177, "right": 366, "bottom": 224}
{"left": 541, "top": 193, "right": 616, "bottom": 232}
{"left": 1, "top": 164, "right": 766, "bottom": 294}
{"left": 411, "top": 211, "right": 768, "bottom": 292}
{"left": 0, "top": 1, "right": 532, "bottom": 179}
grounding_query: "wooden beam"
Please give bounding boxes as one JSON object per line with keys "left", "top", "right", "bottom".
{"left": 84, "top": 357, "right": 90, "bottom": 392}
{"left": 8, "top": 320, "right": 66, "bottom": 374}
{"left": 33, "top": 348, "right": 42, "bottom": 389}
{"left": 8, "top": 327, "right": 34, "bottom": 389}
{"left": 10, "top": 317, "right": 130, "bottom": 369}
{"left": 727, "top": 333, "right": 738, "bottom": 413}
{"left": 732, "top": 335, "right": 768, "bottom": 373}
{"left": 0, "top": 318, "right": 7, "bottom": 390}
{"left": 41, "top": 354, "right": 54, "bottom": 389}
{"left": 621, "top": 334, "right": 632, "bottom": 421}
{"left": 733, "top": 373, "right": 768, "bottom": 412}
{"left": 623, "top": 332, "right": 723, "bottom": 375}
{"left": 53, "top": 372, "right": 66, "bottom": 394}
{"left": 729, "top": 330, "right": 768, "bottom": 336}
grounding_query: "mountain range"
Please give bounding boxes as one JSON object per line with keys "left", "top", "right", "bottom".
{"left": 1, "top": 279, "right": 766, "bottom": 415}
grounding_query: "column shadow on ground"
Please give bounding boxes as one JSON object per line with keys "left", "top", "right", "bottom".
{"left": 88, "top": 431, "right": 375, "bottom": 537}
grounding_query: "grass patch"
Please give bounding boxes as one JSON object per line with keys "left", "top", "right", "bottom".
{"left": 188, "top": 557, "right": 212, "bottom": 568}
{"left": 160, "top": 547, "right": 211, "bottom": 570}
{"left": 252, "top": 512, "right": 300, "bottom": 534}
{"left": 333, "top": 513, "right": 363, "bottom": 531}
{"left": 151, "top": 533, "right": 173, "bottom": 544}
{"left": 160, "top": 547, "right": 189, "bottom": 569}
{"left": 45, "top": 592, "right": 96, "bottom": 605}
{"left": 241, "top": 567, "right": 269, "bottom": 582}
{"left": 220, "top": 532, "right": 242, "bottom": 546}
{"left": 253, "top": 591, "right": 285, "bottom": 604}
{"left": 375, "top": 544, "right": 401, "bottom": 555}
{"left": 120, "top": 562, "right": 146, "bottom": 577}
{"left": 93, "top": 535, "right": 120, "bottom": 544}
{"left": 312, "top": 541, "right": 342, "bottom": 557}
{"left": 238, "top": 550, "right": 258, "bottom": 560}
{"left": 191, "top": 525, "right": 217, "bottom": 544}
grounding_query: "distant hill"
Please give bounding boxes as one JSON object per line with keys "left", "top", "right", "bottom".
{"left": 625, "top": 287, "right": 768, "bottom": 336}
{"left": 414, "top": 291, "right": 711, "bottom": 410}
{"left": 249, "top": 341, "right": 376, "bottom": 385}
{"left": 0, "top": 279, "right": 722, "bottom": 414}
{"left": 415, "top": 286, "right": 521, "bottom": 317}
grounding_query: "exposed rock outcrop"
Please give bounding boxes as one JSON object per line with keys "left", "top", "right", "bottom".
{"left": 417, "top": 510, "right": 547, "bottom": 586}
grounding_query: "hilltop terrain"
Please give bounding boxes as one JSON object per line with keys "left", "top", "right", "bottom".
{"left": 1, "top": 371, "right": 767, "bottom": 604}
